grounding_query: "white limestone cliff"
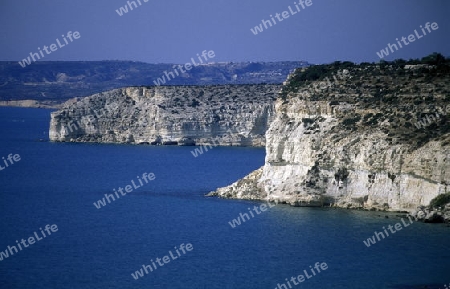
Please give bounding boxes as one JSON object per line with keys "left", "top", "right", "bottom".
{"left": 49, "top": 85, "right": 278, "bottom": 146}
{"left": 210, "top": 64, "right": 450, "bottom": 212}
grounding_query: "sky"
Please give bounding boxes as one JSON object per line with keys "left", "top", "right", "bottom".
{"left": 0, "top": 0, "right": 449, "bottom": 64}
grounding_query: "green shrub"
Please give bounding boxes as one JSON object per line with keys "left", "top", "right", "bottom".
{"left": 342, "top": 115, "right": 361, "bottom": 127}
{"left": 429, "top": 193, "right": 450, "bottom": 208}
{"left": 302, "top": 118, "right": 315, "bottom": 126}
{"left": 190, "top": 99, "right": 200, "bottom": 107}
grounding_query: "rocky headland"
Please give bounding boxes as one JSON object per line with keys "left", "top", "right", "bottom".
{"left": 208, "top": 58, "right": 450, "bottom": 218}
{"left": 47, "top": 56, "right": 450, "bottom": 220}
{"left": 49, "top": 84, "right": 279, "bottom": 146}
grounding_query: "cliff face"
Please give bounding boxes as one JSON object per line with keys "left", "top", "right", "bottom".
{"left": 211, "top": 63, "right": 450, "bottom": 212}
{"left": 49, "top": 85, "right": 278, "bottom": 146}
{"left": 0, "top": 100, "right": 62, "bottom": 109}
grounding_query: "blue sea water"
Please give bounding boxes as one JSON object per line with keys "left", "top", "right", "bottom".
{"left": 0, "top": 107, "right": 449, "bottom": 289}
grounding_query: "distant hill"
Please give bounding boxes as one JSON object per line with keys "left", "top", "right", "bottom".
{"left": 0, "top": 60, "right": 309, "bottom": 106}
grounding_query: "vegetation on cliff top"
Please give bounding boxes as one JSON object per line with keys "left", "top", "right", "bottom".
{"left": 282, "top": 53, "right": 450, "bottom": 99}
{"left": 280, "top": 53, "right": 450, "bottom": 150}
{"left": 429, "top": 193, "right": 450, "bottom": 208}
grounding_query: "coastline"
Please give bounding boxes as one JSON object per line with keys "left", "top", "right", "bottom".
{"left": 206, "top": 192, "right": 450, "bottom": 223}
{"left": 208, "top": 62, "right": 450, "bottom": 218}
{"left": 0, "top": 100, "right": 63, "bottom": 109}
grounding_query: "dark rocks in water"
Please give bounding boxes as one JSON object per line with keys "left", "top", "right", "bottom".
{"left": 423, "top": 211, "right": 444, "bottom": 223}
{"left": 410, "top": 204, "right": 450, "bottom": 223}
{"left": 178, "top": 138, "right": 196, "bottom": 146}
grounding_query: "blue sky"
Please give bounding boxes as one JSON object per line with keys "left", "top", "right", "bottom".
{"left": 0, "top": 0, "right": 448, "bottom": 64}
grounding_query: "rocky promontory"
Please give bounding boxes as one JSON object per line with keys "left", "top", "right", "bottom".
{"left": 209, "top": 59, "right": 450, "bottom": 213}
{"left": 49, "top": 84, "right": 279, "bottom": 146}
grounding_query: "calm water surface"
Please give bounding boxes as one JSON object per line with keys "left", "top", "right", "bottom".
{"left": 0, "top": 107, "right": 449, "bottom": 289}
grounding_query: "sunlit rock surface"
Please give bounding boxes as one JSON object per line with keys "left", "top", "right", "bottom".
{"left": 210, "top": 62, "right": 450, "bottom": 211}
{"left": 49, "top": 85, "right": 279, "bottom": 146}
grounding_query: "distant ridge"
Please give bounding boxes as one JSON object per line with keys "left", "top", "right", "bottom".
{"left": 0, "top": 60, "right": 309, "bottom": 105}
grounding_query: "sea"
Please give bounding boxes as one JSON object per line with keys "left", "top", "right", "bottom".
{"left": 0, "top": 107, "right": 449, "bottom": 289}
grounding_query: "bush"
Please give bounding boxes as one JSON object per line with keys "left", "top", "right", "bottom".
{"left": 429, "top": 193, "right": 450, "bottom": 208}
{"left": 342, "top": 115, "right": 361, "bottom": 127}
{"left": 334, "top": 167, "right": 349, "bottom": 181}
{"left": 302, "top": 118, "right": 315, "bottom": 126}
{"left": 190, "top": 99, "right": 200, "bottom": 107}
